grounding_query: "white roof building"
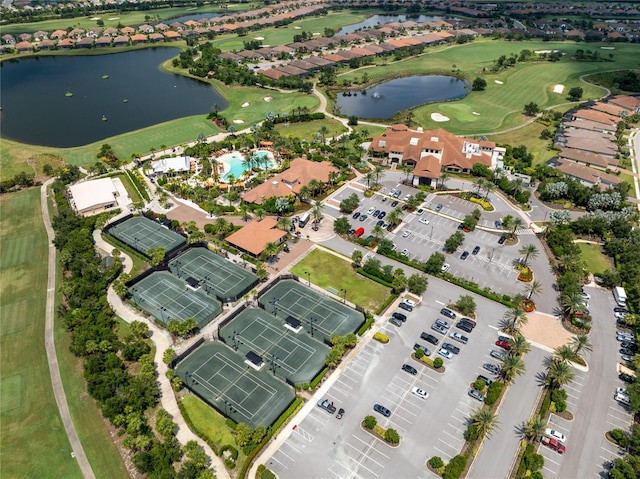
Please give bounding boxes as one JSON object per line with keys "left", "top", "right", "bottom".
{"left": 68, "top": 177, "right": 124, "bottom": 215}
{"left": 150, "top": 156, "right": 192, "bottom": 175}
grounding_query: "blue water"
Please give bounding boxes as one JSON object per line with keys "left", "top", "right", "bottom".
{"left": 336, "top": 14, "right": 446, "bottom": 36}
{"left": 222, "top": 150, "right": 273, "bottom": 180}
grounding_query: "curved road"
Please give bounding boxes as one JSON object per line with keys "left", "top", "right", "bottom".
{"left": 41, "top": 179, "right": 96, "bottom": 479}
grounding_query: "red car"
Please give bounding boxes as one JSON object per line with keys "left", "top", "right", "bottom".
{"left": 541, "top": 436, "right": 566, "bottom": 454}
{"left": 495, "top": 339, "right": 511, "bottom": 350}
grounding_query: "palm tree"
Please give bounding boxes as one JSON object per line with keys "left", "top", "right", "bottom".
{"left": 500, "top": 306, "right": 528, "bottom": 334}
{"left": 510, "top": 216, "right": 525, "bottom": 238}
{"left": 386, "top": 208, "right": 404, "bottom": 228}
{"left": 240, "top": 203, "right": 250, "bottom": 222}
{"left": 524, "top": 417, "right": 546, "bottom": 442}
{"left": 518, "top": 244, "right": 539, "bottom": 266}
{"left": 298, "top": 185, "right": 311, "bottom": 202}
{"left": 254, "top": 208, "right": 266, "bottom": 221}
{"left": 372, "top": 224, "right": 385, "bottom": 240}
{"left": 509, "top": 335, "right": 531, "bottom": 357}
{"left": 570, "top": 335, "right": 593, "bottom": 357}
{"left": 438, "top": 171, "right": 450, "bottom": 189}
{"left": 402, "top": 164, "right": 414, "bottom": 183}
{"left": 475, "top": 177, "right": 487, "bottom": 196}
{"left": 365, "top": 171, "right": 375, "bottom": 188}
{"left": 483, "top": 181, "right": 496, "bottom": 200}
{"left": 470, "top": 407, "right": 500, "bottom": 439}
{"left": 312, "top": 203, "right": 322, "bottom": 226}
{"left": 262, "top": 242, "right": 279, "bottom": 262}
{"left": 560, "top": 292, "right": 586, "bottom": 319}
{"left": 546, "top": 359, "right": 575, "bottom": 389}
{"left": 553, "top": 345, "right": 577, "bottom": 363}
{"left": 374, "top": 165, "right": 385, "bottom": 185}
{"left": 308, "top": 179, "right": 323, "bottom": 198}
{"left": 501, "top": 215, "right": 514, "bottom": 234}
{"left": 277, "top": 217, "right": 291, "bottom": 231}
{"left": 523, "top": 280, "right": 543, "bottom": 300}
{"left": 500, "top": 354, "right": 526, "bottom": 383}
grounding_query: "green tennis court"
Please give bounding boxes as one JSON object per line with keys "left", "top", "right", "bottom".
{"left": 168, "top": 247, "right": 258, "bottom": 303}
{"left": 175, "top": 342, "right": 295, "bottom": 428}
{"left": 107, "top": 216, "right": 186, "bottom": 255}
{"left": 219, "top": 308, "right": 329, "bottom": 384}
{"left": 259, "top": 280, "right": 364, "bottom": 343}
{"left": 128, "top": 271, "right": 221, "bottom": 328}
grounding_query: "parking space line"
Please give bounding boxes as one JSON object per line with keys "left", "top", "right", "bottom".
{"left": 270, "top": 455, "right": 289, "bottom": 470}
{"left": 343, "top": 443, "right": 385, "bottom": 470}
{"left": 335, "top": 379, "right": 353, "bottom": 390}
{"left": 543, "top": 466, "right": 557, "bottom": 475}
{"left": 434, "top": 447, "right": 453, "bottom": 460}
{"left": 544, "top": 456, "right": 560, "bottom": 466}
{"left": 277, "top": 447, "right": 298, "bottom": 462}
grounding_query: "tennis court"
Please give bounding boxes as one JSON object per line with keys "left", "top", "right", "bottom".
{"left": 129, "top": 271, "right": 221, "bottom": 328}
{"left": 259, "top": 280, "right": 364, "bottom": 343}
{"left": 168, "top": 247, "right": 258, "bottom": 303}
{"left": 175, "top": 342, "right": 295, "bottom": 428}
{"left": 107, "top": 216, "right": 186, "bottom": 255}
{"left": 219, "top": 308, "right": 329, "bottom": 384}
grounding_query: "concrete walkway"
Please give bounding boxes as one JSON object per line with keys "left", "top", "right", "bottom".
{"left": 41, "top": 179, "right": 96, "bottom": 479}
{"left": 93, "top": 233, "right": 231, "bottom": 479}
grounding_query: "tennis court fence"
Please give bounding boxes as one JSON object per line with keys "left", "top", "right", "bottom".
{"left": 171, "top": 336, "right": 206, "bottom": 368}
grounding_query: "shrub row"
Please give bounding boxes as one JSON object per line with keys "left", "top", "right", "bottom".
{"left": 357, "top": 267, "right": 394, "bottom": 288}
{"left": 375, "top": 292, "right": 399, "bottom": 315}
{"left": 127, "top": 169, "right": 150, "bottom": 201}
{"left": 469, "top": 196, "right": 494, "bottom": 211}
{"left": 357, "top": 315, "right": 375, "bottom": 336}
{"left": 310, "top": 368, "right": 329, "bottom": 390}
{"left": 442, "top": 273, "right": 514, "bottom": 308}
{"left": 443, "top": 455, "right": 467, "bottom": 479}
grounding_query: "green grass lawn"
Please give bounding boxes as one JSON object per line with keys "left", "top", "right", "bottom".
{"left": 0, "top": 189, "right": 82, "bottom": 478}
{"left": 275, "top": 118, "right": 347, "bottom": 142}
{"left": 488, "top": 121, "right": 558, "bottom": 166}
{"left": 179, "top": 394, "right": 247, "bottom": 465}
{"left": 290, "top": 249, "right": 391, "bottom": 311}
{"left": 576, "top": 242, "right": 613, "bottom": 275}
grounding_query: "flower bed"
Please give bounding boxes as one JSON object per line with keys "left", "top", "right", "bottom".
{"left": 520, "top": 299, "right": 535, "bottom": 312}
{"left": 517, "top": 267, "right": 533, "bottom": 282}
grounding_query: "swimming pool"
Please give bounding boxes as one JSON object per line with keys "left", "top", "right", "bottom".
{"left": 219, "top": 150, "right": 275, "bottom": 181}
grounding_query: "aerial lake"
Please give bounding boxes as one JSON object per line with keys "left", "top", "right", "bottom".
{"left": 335, "top": 75, "right": 470, "bottom": 119}
{"left": 0, "top": 48, "right": 227, "bottom": 147}
{"left": 336, "top": 14, "right": 447, "bottom": 36}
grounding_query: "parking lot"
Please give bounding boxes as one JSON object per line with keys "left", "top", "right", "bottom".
{"left": 268, "top": 282, "right": 511, "bottom": 478}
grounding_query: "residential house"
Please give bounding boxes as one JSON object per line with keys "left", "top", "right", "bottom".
{"left": 96, "top": 36, "right": 112, "bottom": 47}
{"left": 557, "top": 148, "right": 619, "bottom": 171}
{"left": 554, "top": 160, "right": 623, "bottom": 190}
{"left": 608, "top": 95, "right": 640, "bottom": 114}
{"left": 15, "top": 41, "right": 33, "bottom": 52}
{"left": 225, "top": 217, "right": 288, "bottom": 257}
{"left": 76, "top": 37, "right": 95, "bottom": 48}
{"left": 139, "top": 24, "right": 154, "bottom": 34}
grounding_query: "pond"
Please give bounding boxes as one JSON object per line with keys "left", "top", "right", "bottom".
{"left": 335, "top": 75, "right": 470, "bottom": 120}
{"left": 336, "top": 14, "right": 447, "bottom": 36}
{"left": 0, "top": 48, "right": 227, "bottom": 147}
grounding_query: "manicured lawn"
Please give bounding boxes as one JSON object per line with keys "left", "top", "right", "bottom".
{"left": 275, "top": 118, "right": 347, "bottom": 142}
{"left": 336, "top": 40, "right": 640, "bottom": 134}
{"left": 209, "top": 11, "right": 367, "bottom": 52}
{"left": 179, "top": 394, "right": 247, "bottom": 465}
{"left": 0, "top": 189, "right": 82, "bottom": 479}
{"left": 290, "top": 248, "right": 391, "bottom": 311}
{"left": 576, "top": 242, "right": 612, "bottom": 275}
{"left": 0, "top": 4, "right": 246, "bottom": 35}
{"left": 111, "top": 172, "right": 143, "bottom": 204}
{"left": 488, "top": 121, "right": 558, "bottom": 166}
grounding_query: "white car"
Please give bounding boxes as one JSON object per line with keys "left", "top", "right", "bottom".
{"left": 441, "top": 263, "right": 450, "bottom": 273}
{"left": 545, "top": 428, "right": 566, "bottom": 443}
{"left": 416, "top": 208, "right": 425, "bottom": 216}
{"left": 438, "top": 348, "right": 453, "bottom": 359}
{"left": 616, "top": 392, "right": 631, "bottom": 405}
{"left": 419, "top": 217, "right": 430, "bottom": 225}
{"left": 367, "top": 206, "right": 376, "bottom": 215}
{"left": 400, "top": 248, "right": 409, "bottom": 256}
{"left": 411, "top": 387, "right": 429, "bottom": 399}
{"left": 617, "top": 387, "right": 628, "bottom": 396}
{"left": 403, "top": 298, "right": 417, "bottom": 308}
{"left": 402, "top": 230, "right": 411, "bottom": 238}
{"left": 581, "top": 291, "right": 591, "bottom": 300}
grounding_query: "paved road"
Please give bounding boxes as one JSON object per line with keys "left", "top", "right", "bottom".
{"left": 40, "top": 180, "right": 96, "bottom": 479}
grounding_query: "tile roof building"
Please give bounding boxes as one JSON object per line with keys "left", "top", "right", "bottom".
{"left": 554, "top": 160, "right": 623, "bottom": 191}
{"left": 225, "top": 218, "right": 287, "bottom": 256}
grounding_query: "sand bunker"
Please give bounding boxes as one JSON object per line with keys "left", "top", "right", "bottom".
{"left": 312, "top": 32, "right": 321, "bottom": 36}
{"left": 254, "top": 36, "right": 265, "bottom": 40}
{"left": 472, "top": 112, "right": 480, "bottom": 116}
{"left": 90, "top": 17, "right": 101, "bottom": 20}
{"left": 553, "top": 84, "right": 565, "bottom": 94}
{"left": 601, "top": 46, "right": 615, "bottom": 50}
{"left": 495, "top": 80, "right": 503, "bottom": 85}
{"left": 108, "top": 17, "right": 120, "bottom": 20}
{"left": 241, "top": 102, "right": 250, "bottom": 107}
{"left": 264, "top": 96, "right": 273, "bottom": 102}
{"left": 294, "top": 26, "right": 301, "bottom": 29}
{"left": 233, "top": 119, "right": 245, "bottom": 124}
{"left": 431, "top": 113, "right": 450, "bottom": 122}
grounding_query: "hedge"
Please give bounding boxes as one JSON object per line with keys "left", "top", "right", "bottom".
{"left": 357, "top": 268, "right": 394, "bottom": 288}
{"left": 375, "top": 293, "right": 399, "bottom": 315}
{"left": 357, "top": 316, "right": 375, "bottom": 336}
{"left": 102, "top": 232, "right": 151, "bottom": 262}
{"left": 373, "top": 332, "right": 389, "bottom": 343}
{"left": 238, "top": 433, "right": 271, "bottom": 479}
{"left": 126, "top": 169, "right": 150, "bottom": 201}
{"left": 442, "top": 273, "right": 514, "bottom": 308}
{"left": 539, "top": 389, "right": 552, "bottom": 419}
{"left": 443, "top": 455, "right": 467, "bottom": 479}
{"left": 310, "top": 368, "right": 329, "bottom": 390}
{"left": 485, "top": 381, "right": 503, "bottom": 406}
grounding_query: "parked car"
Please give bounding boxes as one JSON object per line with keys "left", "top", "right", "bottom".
{"left": 400, "top": 248, "right": 409, "bottom": 256}
{"left": 317, "top": 399, "right": 337, "bottom": 414}
{"left": 450, "top": 332, "right": 469, "bottom": 344}
{"left": 440, "top": 308, "right": 457, "bottom": 320}
{"left": 456, "top": 321, "right": 474, "bottom": 333}
{"left": 614, "top": 307, "right": 629, "bottom": 313}
{"left": 435, "top": 204, "right": 443, "bottom": 211}
{"left": 389, "top": 317, "right": 403, "bottom": 327}
{"left": 441, "top": 263, "right": 451, "bottom": 273}
{"left": 483, "top": 363, "right": 501, "bottom": 375}
{"left": 460, "top": 251, "right": 470, "bottom": 260}
{"left": 391, "top": 200, "right": 399, "bottom": 207}
{"left": 359, "top": 214, "right": 368, "bottom": 222}
{"left": 402, "top": 364, "right": 418, "bottom": 375}
{"left": 494, "top": 220, "right": 502, "bottom": 229}
{"left": 541, "top": 436, "right": 566, "bottom": 454}
{"left": 581, "top": 291, "right": 591, "bottom": 301}
{"left": 376, "top": 219, "right": 384, "bottom": 227}
{"left": 336, "top": 408, "right": 345, "bottom": 419}
{"left": 498, "top": 236, "right": 507, "bottom": 245}
{"left": 398, "top": 302, "right": 413, "bottom": 312}
{"left": 498, "top": 335, "right": 511, "bottom": 343}
{"left": 352, "top": 211, "right": 360, "bottom": 219}
{"left": 457, "top": 223, "right": 465, "bottom": 231}
{"left": 435, "top": 318, "right": 451, "bottom": 330}
{"left": 545, "top": 428, "right": 566, "bottom": 443}
{"left": 469, "top": 389, "right": 485, "bottom": 402}
{"left": 461, "top": 318, "right": 477, "bottom": 328}
{"left": 490, "top": 349, "right": 506, "bottom": 360}
{"left": 403, "top": 299, "right": 417, "bottom": 308}
{"left": 442, "top": 342, "right": 460, "bottom": 355}
{"left": 413, "top": 343, "right": 431, "bottom": 356}
{"left": 392, "top": 312, "right": 407, "bottom": 322}
{"left": 378, "top": 211, "right": 386, "bottom": 220}
{"left": 419, "top": 217, "right": 430, "bottom": 225}
{"left": 438, "top": 348, "right": 453, "bottom": 359}
{"left": 411, "top": 387, "right": 429, "bottom": 399}
{"left": 620, "top": 348, "right": 635, "bottom": 356}
{"left": 619, "top": 373, "right": 635, "bottom": 384}
{"left": 622, "top": 354, "right": 634, "bottom": 362}
{"left": 496, "top": 339, "right": 511, "bottom": 350}
{"left": 620, "top": 341, "right": 637, "bottom": 351}
{"left": 367, "top": 207, "right": 376, "bottom": 215}
{"left": 373, "top": 404, "right": 391, "bottom": 417}
{"left": 476, "top": 375, "right": 493, "bottom": 386}
{"left": 373, "top": 210, "right": 381, "bottom": 218}
{"left": 421, "top": 332, "right": 440, "bottom": 345}
{"left": 402, "top": 230, "right": 411, "bottom": 238}
{"left": 416, "top": 208, "right": 425, "bottom": 216}
{"left": 616, "top": 391, "right": 631, "bottom": 405}
{"left": 432, "top": 323, "right": 448, "bottom": 335}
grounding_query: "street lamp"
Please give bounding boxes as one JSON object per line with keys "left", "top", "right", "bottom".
{"left": 340, "top": 289, "right": 347, "bottom": 304}
{"left": 304, "top": 271, "right": 311, "bottom": 286}
{"left": 308, "top": 316, "right": 316, "bottom": 338}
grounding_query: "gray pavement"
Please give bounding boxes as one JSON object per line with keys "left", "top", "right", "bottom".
{"left": 41, "top": 180, "right": 96, "bottom": 479}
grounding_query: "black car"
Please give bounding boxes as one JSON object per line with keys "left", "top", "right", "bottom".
{"left": 392, "top": 312, "right": 407, "bottom": 322}
{"left": 442, "top": 342, "right": 461, "bottom": 355}
{"left": 498, "top": 236, "right": 507, "bottom": 245}
{"left": 402, "top": 364, "right": 417, "bottom": 375}
{"left": 359, "top": 214, "right": 368, "bottom": 222}
{"left": 621, "top": 342, "right": 638, "bottom": 352}
{"left": 413, "top": 343, "right": 431, "bottom": 356}
{"left": 456, "top": 321, "right": 474, "bottom": 333}
{"left": 619, "top": 373, "right": 635, "bottom": 384}
{"left": 457, "top": 223, "right": 465, "bottom": 230}
{"left": 336, "top": 408, "right": 345, "bottom": 420}
{"left": 373, "top": 210, "right": 381, "bottom": 218}
{"left": 373, "top": 404, "right": 391, "bottom": 417}
{"left": 476, "top": 374, "right": 493, "bottom": 386}
{"left": 398, "top": 302, "right": 413, "bottom": 312}
{"left": 620, "top": 348, "right": 635, "bottom": 356}
{"left": 472, "top": 246, "right": 481, "bottom": 255}
{"left": 389, "top": 317, "right": 403, "bottom": 327}
{"left": 352, "top": 211, "right": 360, "bottom": 219}
{"left": 421, "top": 332, "right": 440, "bottom": 345}
{"left": 391, "top": 200, "right": 399, "bottom": 207}
{"left": 614, "top": 307, "right": 629, "bottom": 313}
{"left": 348, "top": 229, "right": 355, "bottom": 236}
{"left": 435, "top": 204, "right": 443, "bottom": 211}
{"left": 460, "top": 317, "right": 477, "bottom": 328}
{"left": 460, "top": 251, "right": 469, "bottom": 260}
{"left": 377, "top": 220, "right": 385, "bottom": 226}
{"left": 379, "top": 211, "right": 387, "bottom": 219}
{"left": 440, "top": 308, "right": 457, "bottom": 320}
